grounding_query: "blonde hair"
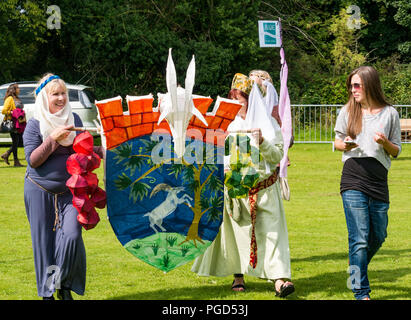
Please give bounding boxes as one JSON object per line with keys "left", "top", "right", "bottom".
{"left": 249, "top": 69, "right": 273, "bottom": 96}
{"left": 249, "top": 70, "right": 273, "bottom": 83}
{"left": 36, "top": 73, "right": 67, "bottom": 97}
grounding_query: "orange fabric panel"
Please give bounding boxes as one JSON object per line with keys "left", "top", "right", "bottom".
{"left": 113, "top": 115, "right": 133, "bottom": 128}
{"left": 153, "top": 121, "right": 171, "bottom": 134}
{"left": 205, "top": 115, "right": 223, "bottom": 130}
{"left": 205, "top": 128, "right": 227, "bottom": 147}
{"left": 96, "top": 99, "right": 123, "bottom": 118}
{"left": 152, "top": 126, "right": 171, "bottom": 136}
{"left": 128, "top": 98, "right": 154, "bottom": 114}
{"left": 191, "top": 116, "right": 208, "bottom": 128}
{"left": 133, "top": 123, "right": 154, "bottom": 137}
{"left": 142, "top": 112, "right": 155, "bottom": 124}
{"left": 220, "top": 118, "right": 232, "bottom": 131}
{"left": 186, "top": 125, "right": 206, "bottom": 140}
{"left": 130, "top": 114, "right": 142, "bottom": 125}
{"left": 105, "top": 127, "right": 128, "bottom": 149}
{"left": 193, "top": 97, "right": 213, "bottom": 114}
{"left": 152, "top": 112, "right": 160, "bottom": 123}
{"left": 101, "top": 117, "right": 114, "bottom": 131}
{"left": 215, "top": 101, "right": 242, "bottom": 120}
{"left": 100, "top": 95, "right": 241, "bottom": 150}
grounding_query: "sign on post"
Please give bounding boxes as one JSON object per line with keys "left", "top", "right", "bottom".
{"left": 258, "top": 20, "right": 282, "bottom": 48}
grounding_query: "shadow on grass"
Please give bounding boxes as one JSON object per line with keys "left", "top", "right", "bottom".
{"left": 108, "top": 281, "right": 291, "bottom": 300}
{"left": 393, "top": 157, "right": 411, "bottom": 161}
{"left": 291, "top": 248, "right": 410, "bottom": 263}
{"left": 109, "top": 249, "right": 410, "bottom": 300}
{"left": 108, "top": 271, "right": 350, "bottom": 300}
{"left": 291, "top": 251, "right": 348, "bottom": 263}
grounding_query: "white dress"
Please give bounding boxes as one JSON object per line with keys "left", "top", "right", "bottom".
{"left": 191, "top": 115, "right": 291, "bottom": 280}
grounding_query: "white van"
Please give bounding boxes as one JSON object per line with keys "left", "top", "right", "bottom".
{"left": 0, "top": 81, "right": 100, "bottom": 143}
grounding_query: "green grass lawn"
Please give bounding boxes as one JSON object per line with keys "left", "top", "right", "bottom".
{"left": 0, "top": 143, "right": 410, "bottom": 300}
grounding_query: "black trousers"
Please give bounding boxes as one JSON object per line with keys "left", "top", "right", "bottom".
{"left": 8, "top": 131, "right": 22, "bottom": 159}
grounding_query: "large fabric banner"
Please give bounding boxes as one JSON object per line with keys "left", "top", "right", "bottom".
{"left": 95, "top": 53, "right": 241, "bottom": 272}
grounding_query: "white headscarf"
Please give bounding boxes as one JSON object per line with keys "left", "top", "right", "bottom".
{"left": 262, "top": 80, "right": 278, "bottom": 117}
{"left": 246, "top": 83, "right": 282, "bottom": 144}
{"left": 226, "top": 83, "right": 283, "bottom": 174}
{"left": 33, "top": 81, "right": 75, "bottom": 146}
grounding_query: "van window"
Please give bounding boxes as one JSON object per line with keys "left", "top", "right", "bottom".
{"left": 0, "top": 86, "right": 35, "bottom": 105}
{"left": 84, "top": 89, "right": 96, "bottom": 103}
{"left": 80, "top": 89, "right": 97, "bottom": 108}
{"left": 69, "top": 89, "right": 80, "bottom": 102}
{"left": 0, "top": 89, "right": 6, "bottom": 101}
{"left": 19, "top": 87, "right": 36, "bottom": 104}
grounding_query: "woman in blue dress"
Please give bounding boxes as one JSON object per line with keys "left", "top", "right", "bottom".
{"left": 23, "top": 73, "right": 102, "bottom": 300}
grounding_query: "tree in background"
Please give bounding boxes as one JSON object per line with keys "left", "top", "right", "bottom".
{"left": 0, "top": 0, "right": 409, "bottom": 104}
{"left": 0, "top": 0, "right": 48, "bottom": 81}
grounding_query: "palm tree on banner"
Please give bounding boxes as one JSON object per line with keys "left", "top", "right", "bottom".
{"left": 112, "top": 136, "right": 224, "bottom": 247}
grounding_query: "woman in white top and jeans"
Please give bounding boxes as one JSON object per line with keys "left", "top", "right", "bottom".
{"left": 334, "top": 66, "right": 401, "bottom": 300}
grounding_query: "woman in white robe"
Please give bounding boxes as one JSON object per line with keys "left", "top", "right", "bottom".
{"left": 191, "top": 73, "right": 294, "bottom": 297}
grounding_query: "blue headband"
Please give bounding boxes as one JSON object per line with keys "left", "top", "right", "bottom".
{"left": 35, "top": 75, "right": 61, "bottom": 96}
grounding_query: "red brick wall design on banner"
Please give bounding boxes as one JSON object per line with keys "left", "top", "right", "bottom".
{"left": 95, "top": 96, "right": 242, "bottom": 150}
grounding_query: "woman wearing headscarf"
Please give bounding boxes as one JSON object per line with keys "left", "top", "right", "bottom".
{"left": 249, "top": 69, "right": 293, "bottom": 199}
{"left": 1, "top": 83, "right": 24, "bottom": 167}
{"left": 192, "top": 73, "right": 294, "bottom": 297}
{"left": 23, "top": 73, "right": 102, "bottom": 300}
{"left": 248, "top": 70, "right": 281, "bottom": 126}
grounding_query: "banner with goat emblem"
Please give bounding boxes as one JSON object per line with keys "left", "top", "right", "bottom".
{"left": 95, "top": 49, "right": 242, "bottom": 272}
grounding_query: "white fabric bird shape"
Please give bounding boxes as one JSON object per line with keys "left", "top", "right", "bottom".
{"left": 157, "top": 48, "right": 208, "bottom": 158}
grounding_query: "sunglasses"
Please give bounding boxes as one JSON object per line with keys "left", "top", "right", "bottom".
{"left": 350, "top": 83, "right": 362, "bottom": 90}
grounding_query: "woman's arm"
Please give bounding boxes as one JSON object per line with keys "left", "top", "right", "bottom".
{"left": 251, "top": 128, "right": 284, "bottom": 166}
{"left": 374, "top": 132, "right": 399, "bottom": 157}
{"left": 29, "top": 136, "right": 60, "bottom": 168}
{"left": 2, "top": 97, "right": 15, "bottom": 115}
{"left": 23, "top": 119, "right": 73, "bottom": 168}
{"left": 334, "top": 136, "right": 358, "bottom": 152}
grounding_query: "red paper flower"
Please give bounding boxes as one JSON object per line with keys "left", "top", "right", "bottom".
{"left": 66, "top": 131, "right": 106, "bottom": 230}
{"left": 91, "top": 187, "right": 107, "bottom": 209}
{"left": 72, "top": 194, "right": 95, "bottom": 213}
{"left": 73, "top": 131, "right": 94, "bottom": 155}
{"left": 77, "top": 208, "right": 100, "bottom": 230}
{"left": 66, "top": 173, "right": 89, "bottom": 189}
{"left": 66, "top": 153, "right": 90, "bottom": 175}
{"left": 87, "top": 152, "right": 101, "bottom": 171}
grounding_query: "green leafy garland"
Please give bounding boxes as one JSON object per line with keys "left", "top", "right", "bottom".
{"left": 224, "top": 134, "right": 261, "bottom": 198}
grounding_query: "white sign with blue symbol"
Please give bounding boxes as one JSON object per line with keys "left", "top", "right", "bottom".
{"left": 258, "top": 20, "right": 282, "bottom": 47}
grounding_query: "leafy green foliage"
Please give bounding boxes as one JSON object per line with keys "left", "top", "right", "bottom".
{"left": 112, "top": 143, "right": 132, "bottom": 163}
{"left": 180, "top": 245, "right": 189, "bottom": 257}
{"left": 166, "top": 236, "right": 177, "bottom": 247}
{"left": 0, "top": 0, "right": 48, "bottom": 81}
{"left": 114, "top": 172, "right": 132, "bottom": 190}
{"left": 205, "top": 195, "right": 224, "bottom": 223}
{"left": 0, "top": 0, "right": 409, "bottom": 104}
{"left": 206, "top": 173, "right": 223, "bottom": 194}
{"left": 224, "top": 134, "right": 260, "bottom": 198}
{"left": 151, "top": 243, "right": 159, "bottom": 256}
{"left": 129, "top": 181, "right": 150, "bottom": 203}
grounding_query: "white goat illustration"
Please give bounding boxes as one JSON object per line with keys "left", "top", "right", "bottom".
{"left": 143, "top": 183, "right": 193, "bottom": 233}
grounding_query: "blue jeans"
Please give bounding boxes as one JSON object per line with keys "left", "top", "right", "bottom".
{"left": 341, "top": 190, "right": 389, "bottom": 300}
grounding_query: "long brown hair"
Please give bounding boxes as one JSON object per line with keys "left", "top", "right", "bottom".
{"left": 346, "top": 66, "right": 391, "bottom": 138}
{"left": 4, "top": 83, "right": 20, "bottom": 102}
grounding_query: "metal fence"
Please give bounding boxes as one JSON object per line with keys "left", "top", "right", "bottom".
{"left": 291, "top": 104, "right": 411, "bottom": 144}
